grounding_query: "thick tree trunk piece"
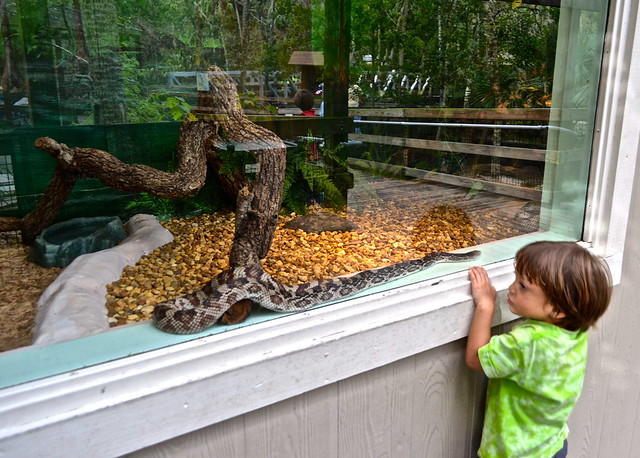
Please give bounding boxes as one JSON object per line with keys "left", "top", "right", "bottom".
{"left": 20, "top": 166, "right": 80, "bottom": 244}
{"left": 193, "top": 67, "right": 287, "bottom": 267}
{"left": 194, "top": 67, "right": 287, "bottom": 322}
{"left": 228, "top": 137, "right": 286, "bottom": 266}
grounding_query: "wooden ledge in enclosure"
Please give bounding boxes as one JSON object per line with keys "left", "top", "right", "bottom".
{"left": 152, "top": 250, "right": 481, "bottom": 334}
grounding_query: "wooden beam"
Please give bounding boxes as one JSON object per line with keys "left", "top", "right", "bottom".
{"left": 349, "top": 133, "right": 548, "bottom": 162}
{"left": 348, "top": 158, "right": 542, "bottom": 201}
{"left": 350, "top": 107, "right": 551, "bottom": 121}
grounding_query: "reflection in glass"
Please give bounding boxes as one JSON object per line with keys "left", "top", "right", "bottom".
{"left": 0, "top": 0, "right": 608, "bottom": 381}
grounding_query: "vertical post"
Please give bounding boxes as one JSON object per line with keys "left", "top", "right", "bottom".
{"left": 323, "top": 0, "right": 350, "bottom": 119}
{"left": 322, "top": 0, "right": 354, "bottom": 201}
{"left": 18, "top": 0, "right": 62, "bottom": 126}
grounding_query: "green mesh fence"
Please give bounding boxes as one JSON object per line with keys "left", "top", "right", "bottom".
{"left": 0, "top": 153, "right": 16, "bottom": 212}
{"left": 2, "top": 122, "right": 182, "bottom": 222}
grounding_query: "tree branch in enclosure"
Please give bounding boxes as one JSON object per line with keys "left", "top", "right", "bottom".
{"left": 0, "top": 67, "right": 288, "bottom": 317}
{"left": 33, "top": 121, "right": 211, "bottom": 199}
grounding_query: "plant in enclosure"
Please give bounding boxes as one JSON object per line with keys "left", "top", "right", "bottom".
{"left": 282, "top": 141, "right": 346, "bottom": 215}
{"left": 124, "top": 192, "right": 218, "bottom": 220}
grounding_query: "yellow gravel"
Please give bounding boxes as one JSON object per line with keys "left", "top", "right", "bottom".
{"left": 106, "top": 204, "right": 477, "bottom": 326}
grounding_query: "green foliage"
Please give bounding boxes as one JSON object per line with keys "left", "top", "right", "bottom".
{"left": 217, "top": 144, "right": 257, "bottom": 178}
{"left": 162, "top": 96, "right": 198, "bottom": 121}
{"left": 124, "top": 184, "right": 222, "bottom": 220}
{"left": 282, "top": 140, "right": 346, "bottom": 215}
{"left": 121, "top": 51, "right": 198, "bottom": 122}
{"left": 239, "top": 91, "right": 279, "bottom": 115}
{"left": 350, "top": 0, "right": 558, "bottom": 109}
{"left": 125, "top": 192, "right": 217, "bottom": 220}
{"left": 357, "top": 149, "right": 404, "bottom": 179}
{"left": 3, "top": 0, "right": 562, "bottom": 126}
{"left": 467, "top": 181, "right": 484, "bottom": 198}
{"left": 124, "top": 193, "right": 177, "bottom": 220}
{"left": 262, "top": 0, "right": 315, "bottom": 73}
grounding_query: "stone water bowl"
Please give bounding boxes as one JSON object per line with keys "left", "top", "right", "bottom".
{"left": 29, "top": 216, "right": 127, "bottom": 268}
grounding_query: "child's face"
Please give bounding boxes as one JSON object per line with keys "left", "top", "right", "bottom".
{"left": 507, "top": 273, "right": 563, "bottom": 324}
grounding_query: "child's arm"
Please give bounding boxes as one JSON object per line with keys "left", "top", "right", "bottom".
{"left": 465, "top": 266, "right": 497, "bottom": 372}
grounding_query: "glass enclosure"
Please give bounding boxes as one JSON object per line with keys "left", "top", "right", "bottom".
{"left": 0, "top": 0, "right": 609, "bottom": 385}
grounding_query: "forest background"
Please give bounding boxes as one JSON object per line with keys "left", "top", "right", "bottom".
{"left": 0, "top": 0, "right": 569, "bottom": 128}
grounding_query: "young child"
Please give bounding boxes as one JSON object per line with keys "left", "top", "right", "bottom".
{"left": 466, "top": 241, "right": 611, "bottom": 457}
{"left": 294, "top": 89, "right": 316, "bottom": 116}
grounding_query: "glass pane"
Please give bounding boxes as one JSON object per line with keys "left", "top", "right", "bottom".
{"left": 0, "top": 0, "right": 608, "bottom": 386}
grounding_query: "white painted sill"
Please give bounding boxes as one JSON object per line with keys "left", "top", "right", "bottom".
{"left": 0, "top": 257, "right": 519, "bottom": 457}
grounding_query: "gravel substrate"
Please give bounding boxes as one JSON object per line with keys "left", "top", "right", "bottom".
{"left": 105, "top": 203, "right": 481, "bottom": 326}
{"left": 1, "top": 179, "right": 534, "bottom": 351}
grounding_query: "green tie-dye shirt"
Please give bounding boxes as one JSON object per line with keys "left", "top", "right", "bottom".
{"left": 477, "top": 319, "right": 588, "bottom": 457}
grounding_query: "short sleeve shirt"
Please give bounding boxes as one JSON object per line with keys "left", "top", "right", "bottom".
{"left": 477, "top": 319, "right": 588, "bottom": 457}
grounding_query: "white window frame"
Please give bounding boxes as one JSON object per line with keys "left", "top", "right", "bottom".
{"left": 1, "top": 0, "right": 638, "bottom": 455}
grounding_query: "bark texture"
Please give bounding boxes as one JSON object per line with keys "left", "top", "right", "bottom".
{"left": 1, "top": 66, "right": 288, "bottom": 298}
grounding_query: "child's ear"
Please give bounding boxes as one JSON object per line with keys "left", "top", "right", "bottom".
{"left": 553, "top": 309, "right": 566, "bottom": 320}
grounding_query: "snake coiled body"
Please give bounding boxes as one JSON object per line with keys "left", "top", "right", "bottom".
{"left": 153, "top": 250, "right": 480, "bottom": 334}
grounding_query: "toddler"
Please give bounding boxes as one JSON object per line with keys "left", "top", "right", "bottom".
{"left": 466, "top": 241, "right": 611, "bottom": 457}
{"left": 294, "top": 89, "right": 316, "bottom": 116}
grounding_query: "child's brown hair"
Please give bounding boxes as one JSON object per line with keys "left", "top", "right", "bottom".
{"left": 515, "top": 241, "right": 612, "bottom": 331}
{"left": 294, "top": 89, "right": 315, "bottom": 112}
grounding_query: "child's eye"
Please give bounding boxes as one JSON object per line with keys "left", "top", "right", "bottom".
{"left": 519, "top": 282, "right": 526, "bottom": 289}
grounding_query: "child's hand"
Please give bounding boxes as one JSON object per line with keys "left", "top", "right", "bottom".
{"left": 468, "top": 266, "right": 497, "bottom": 310}
{"left": 466, "top": 266, "right": 496, "bottom": 372}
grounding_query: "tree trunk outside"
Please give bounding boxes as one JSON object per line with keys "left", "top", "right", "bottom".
{"left": 79, "top": 0, "right": 127, "bottom": 124}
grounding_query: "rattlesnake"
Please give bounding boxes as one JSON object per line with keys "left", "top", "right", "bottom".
{"left": 153, "top": 250, "right": 480, "bottom": 334}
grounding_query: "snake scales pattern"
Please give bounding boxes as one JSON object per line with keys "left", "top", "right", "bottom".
{"left": 153, "top": 250, "right": 481, "bottom": 334}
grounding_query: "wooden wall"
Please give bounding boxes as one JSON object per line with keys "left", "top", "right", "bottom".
{"left": 127, "top": 167, "right": 640, "bottom": 458}
{"left": 128, "top": 339, "right": 487, "bottom": 457}
{"left": 566, "top": 157, "right": 640, "bottom": 455}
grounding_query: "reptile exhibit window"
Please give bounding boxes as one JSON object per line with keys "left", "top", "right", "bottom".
{"left": 3, "top": 0, "right": 639, "bottom": 454}
{"left": 0, "top": 0, "right": 628, "bottom": 441}
{"left": 0, "top": 0, "right": 610, "bottom": 374}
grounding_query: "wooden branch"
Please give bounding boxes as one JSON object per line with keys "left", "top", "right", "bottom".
{"left": 0, "top": 217, "right": 22, "bottom": 232}
{"left": 34, "top": 120, "right": 210, "bottom": 200}
{"left": 0, "top": 119, "right": 212, "bottom": 243}
{"left": 21, "top": 166, "right": 81, "bottom": 244}
{"left": 1, "top": 62, "right": 288, "bottom": 336}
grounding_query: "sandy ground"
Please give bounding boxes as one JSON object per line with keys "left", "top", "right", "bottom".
{"left": 0, "top": 245, "right": 61, "bottom": 351}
